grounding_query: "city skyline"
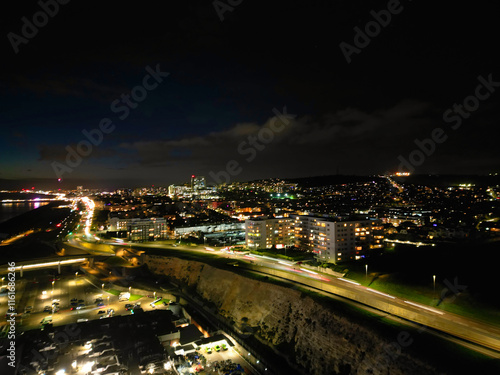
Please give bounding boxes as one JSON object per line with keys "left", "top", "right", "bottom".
{"left": 2, "top": 3, "right": 500, "bottom": 371}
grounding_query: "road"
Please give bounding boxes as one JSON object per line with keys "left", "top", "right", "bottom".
{"left": 78, "top": 239, "right": 500, "bottom": 356}
{"left": 0, "top": 230, "right": 36, "bottom": 246}
{"left": 230, "top": 252, "right": 500, "bottom": 355}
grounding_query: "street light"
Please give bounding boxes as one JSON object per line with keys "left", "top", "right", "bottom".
{"left": 101, "top": 283, "right": 105, "bottom": 291}
{"left": 433, "top": 275, "right": 436, "bottom": 295}
{"left": 1, "top": 277, "right": 4, "bottom": 287}
{"left": 365, "top": 264, "right": 368, "bottom": 280}
{"left": 52, "top": 280, "right": 55, "bottom": 294}
{"left": 129, "top": 286, "right": 132, "bottom": 293}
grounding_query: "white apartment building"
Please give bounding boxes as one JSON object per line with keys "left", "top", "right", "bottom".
{"left": 168, "top": 184, "right": 218, "bottom": 199}
{"left": 292, "top": 215, "right": 383, "bottom": 263}
{"left": 245, "top": 217, "right": 294, "bottom": 249}
{"left": 168, "top": 185, "right": 191, "bottom": 197}
{"left": 109, "top": 217, "right": 168, "bottom": 241}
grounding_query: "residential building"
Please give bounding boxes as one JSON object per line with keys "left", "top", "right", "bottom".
{"left": 291, "top": 215, "right": 383, "bottom": 263}
{"left": 245, "top": 217, "right": 294, "bottom": 249}
{"left": 109, "top": 217, "right": 168, "bottom": 241}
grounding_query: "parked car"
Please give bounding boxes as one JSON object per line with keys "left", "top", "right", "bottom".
{"left": 97, "top": 302, "right": 105, "bottom": 307}
{"left": 97, "top": 310, "right": 106, "bottom": 314}
{"left": 221, "top": 344, "right": 228, "bottom": 350}
{"left": 205, "top": 347, "right": 212, "bottom": 354}
{"left": 214, "top": 345, "right": 221, "bottom": 352}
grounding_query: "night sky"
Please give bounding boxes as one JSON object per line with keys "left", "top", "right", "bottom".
{"left": 1, "top": 1, "right": 499, "bottom": 189}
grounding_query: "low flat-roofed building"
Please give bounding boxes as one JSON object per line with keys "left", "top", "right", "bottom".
{"left": 173, "top": 332, "right": 235, "bottom": 356}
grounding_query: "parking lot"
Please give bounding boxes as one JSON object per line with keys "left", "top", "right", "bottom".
{"left": 0, "top": 268, "right": 174, "bottom": 332}
{"left": 179, "top": 345, "right": 249, "bottom": 374}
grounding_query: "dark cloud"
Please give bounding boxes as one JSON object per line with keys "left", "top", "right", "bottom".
{"left": 11, "top": 76, "right": 129, "bottom": 103}
{"left": 37, "top": 143, "right": 117, "bottom": 162}
{"left": 117, "top": 101, "right": 437, "bottom": 175}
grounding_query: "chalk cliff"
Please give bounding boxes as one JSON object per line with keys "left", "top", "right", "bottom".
{"left": 144, "top": 255, "right": 442, "bottom": 375}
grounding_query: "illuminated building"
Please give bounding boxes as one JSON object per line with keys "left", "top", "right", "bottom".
{"left": 193, "top": 176, "right": 206, "bottom": 189}
{"left": 245, "top": 217, "right": 294, "bottom": 249}
{"left": 109, "top": 217, "right": 168, "bottom": 241}
{"left": 168, "top": 184, "right": 190, "bottom": 197}
{"left": 291, "top": 215, "right": 384, "bottom": 263}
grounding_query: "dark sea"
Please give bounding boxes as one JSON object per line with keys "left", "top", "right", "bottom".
{"left": 0, "top": 193, "right": 50, "bottom": 223}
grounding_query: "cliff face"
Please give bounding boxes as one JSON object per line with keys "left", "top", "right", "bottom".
{"left": 145, "top": 255, "right": 441, "bottom": 375}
